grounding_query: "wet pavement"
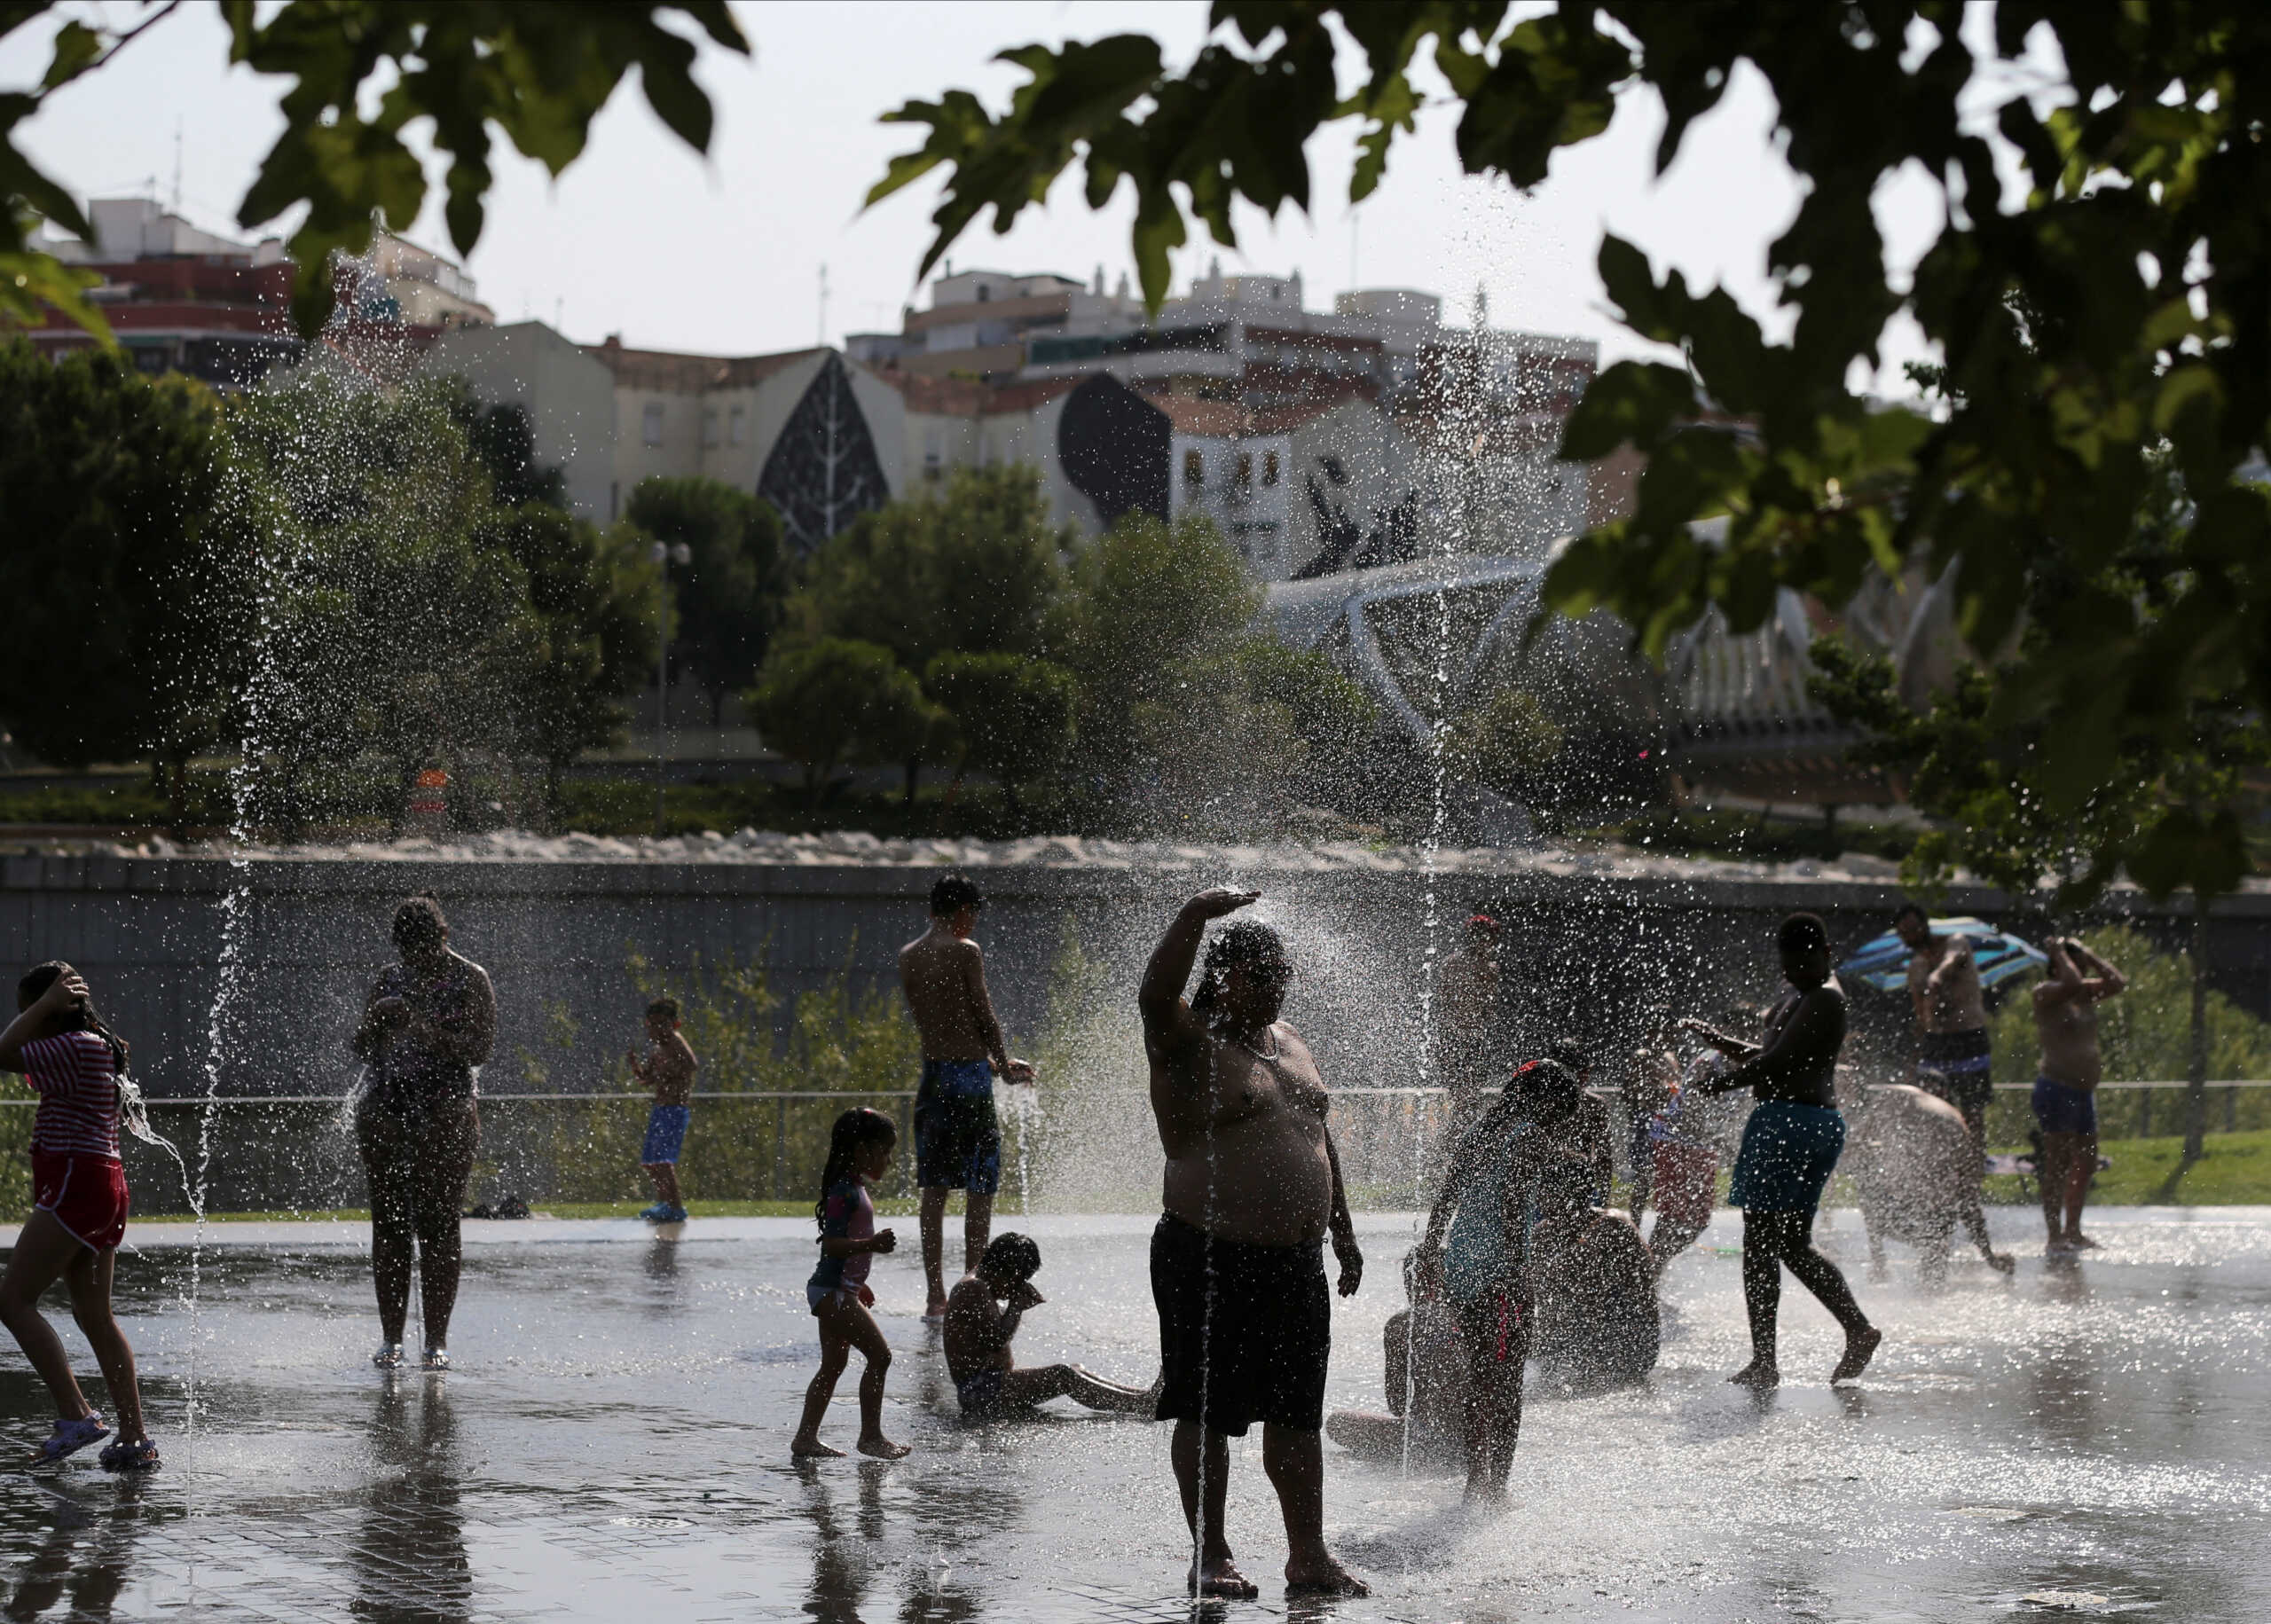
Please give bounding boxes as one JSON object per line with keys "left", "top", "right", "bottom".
{"left": 2, "top": 1205, "right": 2267, "bottom": 1622}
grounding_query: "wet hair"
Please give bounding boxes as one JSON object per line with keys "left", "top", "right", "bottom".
{"left": 1191, "top": 920, "right": 1290, "bottom": 1016}
{"left": 1466, "top": 913, "right": 1501, "bottom": 937}
{"left": 980, "top": 1231, "right": 1041, "bottom": 1284}
{"left": 1779, "top": 912, "right": 1831, "bottom": 954}
{"left": 1893, "top": 902, "right": 1927, "bottom": 928}
{"left": 646, "top": 997, "right": 680, "bottom": 1023}
{"left": 814, "top": 1107, "right": 897, "bottom": 1231}
{"left": 18, "top": 962, "right": 128, "bottom": 1076}
{"left": 930, "top": 874, "right": 985, "bottom": 917}
{"left": 1505, "top": 1055, "right": 1583, "bottom": 1103}
{"left": 392, "top": 894, "right": 448, "bottom": 953}
{"left": 1544, "top": 1037, "right": 1591, "bottom": 1076}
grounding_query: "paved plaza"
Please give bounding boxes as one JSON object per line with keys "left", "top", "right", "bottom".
{"left": 2, "top": 1208, "right": 2268, "bottom": 1621}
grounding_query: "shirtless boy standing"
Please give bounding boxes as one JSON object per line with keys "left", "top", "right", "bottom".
{"left": 2031, "top": 937, "right": 2127, "bottom": 1251}
{"left": 1898, "top": 906, "right": 1994, "bottom": 1152}
{"left": 1140, "top": 888, "right": 1366, "bottom": 1601}
{"left": 900, "top": 874, "right": 1033, "bottom": 1322}
{"left": 630, "top": 997, "right": 697, "bottom": 1223}
{"left": 943, "top": 1231, "right": 1157, "bottom": 1418}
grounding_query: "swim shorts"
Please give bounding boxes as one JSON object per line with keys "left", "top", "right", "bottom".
{"left": 955, "top": 1369, "right": 1010, "bottom": 1418}
{"left": 1727, "top": 1101, "right": 1846, "bottom": 1213}
{"left": 1151, "top": 1213, "right": 1330, "bottom": 1437}
{"left": 1918, "top": 1028, "right": 1994, "bottom": 1121}
{"left": 32, "top": 1152, "right": 129, "bottom": 1251}
{"left": 640, "top": 1103, "right": 690, "bottom": 1165}
{"left": 2031, "top": 1076, "right": 2098, "bottom": 1135}
{"left": 915, "top": 1060, "right": 1001, "bottom": 1195}
{"left": 1650, "top": 1142, "right": 1719, "bottom": 1227}
{"left": 1453, "top": 1281, "right": 1529, "bottom": 1374}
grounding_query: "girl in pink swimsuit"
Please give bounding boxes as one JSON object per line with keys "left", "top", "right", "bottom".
{"left": 790, "top": 1109, "right": 910, "bottom": 1460}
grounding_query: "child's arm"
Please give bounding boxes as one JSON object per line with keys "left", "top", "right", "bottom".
{"left": 0, "top": 969, "right": 84, "bottom": 1074}
{"left": 817, "top": 1228, "right": 896, "bottom": 1259}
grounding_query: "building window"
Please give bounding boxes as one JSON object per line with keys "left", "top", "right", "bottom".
{"left": 1183, "top": 449, "right": 1205, "bottom": 489}
{"left": 1233, "top": 452, "right": 1253, "bottom": 490}
{"left": 1262, "top": 450, "right": 1279, "bottom": 487}
{"left": 923, "top": 426, "right": 943, "bottom": 481}
{"left": 641, "top": 402, "right": 664, "bottom": 446}
{"left": 727, "top": 406, "right": 745, "bottom": 445}
{"left": 702, "top": 408, "right": 720, "bottom": 448}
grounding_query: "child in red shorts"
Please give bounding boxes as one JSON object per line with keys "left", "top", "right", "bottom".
{"left": 0, "top": 962, "right": 157, "bottom": 1470}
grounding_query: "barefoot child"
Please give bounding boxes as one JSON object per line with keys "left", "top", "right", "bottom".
{"left": 944, "top": 1232, "right": 1158, "bottom": 1419}
{"left": 791, "top": 1108, "right": 910, "bottom": 1460}
{"left": 628, "top": 997, "right": 697, "bottom": 1223}
{"left": 0, "top": 964, "right": 157, "bottom": 1470}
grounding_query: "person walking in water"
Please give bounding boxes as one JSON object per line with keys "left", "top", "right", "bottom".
{"left": 352, "top": 896, "right": 495, "bottom": 1371}
{"left": 1412, "top": 1057, "right": 1560, "bottom": 1502}
{"left": 0, "top": 965, "right": 158, "bottom": 1470}
{"left": 792, "top": 1107, "right": 909, "bottom": 1459}
{"left": 1434, "top": 912, "right": 1505, "bottom": 1133}
{"left": 1140, "top": 888, "right": 1367, "bottom": 1601}
{"left": 1897, "top": 906, "right": 1995, "bottom": 1157}
{"left": 629, "top": 996, "right": 697, "bottom": 1223}
{"left": 943, "top": 1232, "right": 1158, "bottom": 1419}
{"left": 2031, "top": 937, "right": 2127, "bottom": 1253}
{"left": 1682, "top": 914, "right": 1880, "bottom": 1389}
{"left": 899, "top": 874, "right": 1032, "bottom": 1322}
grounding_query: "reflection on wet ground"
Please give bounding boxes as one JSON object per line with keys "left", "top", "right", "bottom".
{"left": 1, "top": 1206, "right": 2267, "bottom": 1620}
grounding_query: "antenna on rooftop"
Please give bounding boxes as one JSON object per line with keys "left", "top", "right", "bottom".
{"left": 169, "top": 119, "right": 183, "bottom": 214}
{"left": 818, "top": 263, "right": 829, "bottom": 346}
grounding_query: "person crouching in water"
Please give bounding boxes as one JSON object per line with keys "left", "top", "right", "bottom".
{"left": 1680, "top": 913, "right": 1881, "bottom": 1389}
{"left": 0, "top": 964, "right": 157, "bottom": 1470}
{"left": 793, "top": 1108, "right": 910, "bottom": 1460}
{"left": 944, "top": 1232, "right": 1157, "bottom": 1419}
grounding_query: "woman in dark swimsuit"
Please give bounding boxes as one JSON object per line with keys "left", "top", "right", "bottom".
{"left": 353, "top": 897, "right": 495, "bottom": 1370}
{"left": 1683, "top": 913, "right": 1880, "bottom": 1390}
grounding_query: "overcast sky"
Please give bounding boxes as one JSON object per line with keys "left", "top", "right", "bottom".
{"left": 4, "top": 2, "right": 2006, "bottom": 383}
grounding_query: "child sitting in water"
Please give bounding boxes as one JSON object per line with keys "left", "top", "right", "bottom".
{"left": 943, "top": 1232, "right": 1158, "bottom": 1420}
{"left": 0, "top": 964, "right": 158, "bottom": 1471}
{"left": 628, "top": 997, "right": 697, "bottom": 1223}
{"left": 792, "top": 1108, "right": 909, "bottom": 1460}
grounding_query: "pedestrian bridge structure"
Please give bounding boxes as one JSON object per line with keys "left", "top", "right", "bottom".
{"left": 1263, "top": 536, "right": 1961, "bottom": 804}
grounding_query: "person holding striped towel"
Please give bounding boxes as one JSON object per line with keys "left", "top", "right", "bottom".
{"left": 0, "top": 962, "right": 157, "bottom": 1470}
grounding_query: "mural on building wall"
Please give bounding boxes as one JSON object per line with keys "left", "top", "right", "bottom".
{"left": 1293, "top": 461, "right": 1420, "bottom": 579}
{"left": 1056, "top": 373, "right": 1169, "bottom": 526}
{"left": 758, "top": 352, "right": 891, "bottom": 553}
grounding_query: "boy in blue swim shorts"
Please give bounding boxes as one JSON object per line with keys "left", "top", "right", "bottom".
{"left": 1684, "top": 913, "right": 1880, "bottom": 1390}
{"left": 629, "top": 997, "right": 697, "bottom": 1222}
{"left": 899, "top": 875, "right": 1033, "bottom": 1321}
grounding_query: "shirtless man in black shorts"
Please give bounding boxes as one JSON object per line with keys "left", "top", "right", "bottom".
{"left": 1140, "top": 888, "right": 1366, "bottom": 1601}
{"left": 1897, "top": 906, "right": 1994, "bottom": 1149}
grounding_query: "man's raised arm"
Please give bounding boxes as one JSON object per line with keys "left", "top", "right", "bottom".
{"left": 1139, "top": 887, "right": 1257, "bottom": 1045}
{"left": 2067, "top": 939, "right": 2128, "bottom": 1000}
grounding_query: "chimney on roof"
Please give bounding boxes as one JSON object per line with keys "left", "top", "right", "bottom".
{"left": 603, "top": 333, "right": 622, "bottom": 349}
{"left": 1093, "top": 264, "right": 1104, "bottom": 294}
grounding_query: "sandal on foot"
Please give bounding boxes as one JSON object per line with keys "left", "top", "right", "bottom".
{"left": 34, "top": 1416, "right": 109, "bottom": 1463}
{"left": 372, "top": 1343, "right": 405, "bottom": 1370}
{"left": 420, "top": 1347, "right": 451, "bottom": 1371}
{"left": 98, "top": 1438, "right": 160, "bottom": 1472}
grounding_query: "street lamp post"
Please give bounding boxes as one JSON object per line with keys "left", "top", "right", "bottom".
{"left": 651, "top": 540, "right": 692, "bottom": 838}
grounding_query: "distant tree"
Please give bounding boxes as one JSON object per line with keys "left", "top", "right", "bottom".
{"left": 743, "top": 639, "right": 920, "bottom": 806}
{"left": 482, "top": 505, "right": 661, "bottom": 819}
{"left": 1445, "top": 688, "right": 1565, "bottom": 817}
{"left": 625, "top": 476, "right": 790, "bottom": 725}
{"left": 1236, "top": 636, "right": 1381, "bottom": 798}
{"left": 432, "top": 379, "right": 568, "bottom": 509}
{"left": 925, "top": 652, "right": 1079, "bottom": 822}
{"left": 798, "top": 465, "right": 1070, "bottom": 671}
{"left": 0, "top": 342, "right": 241, "bottom": 827}
{"left": 1049, "top": 511, "right": 1261, "bottom": 812}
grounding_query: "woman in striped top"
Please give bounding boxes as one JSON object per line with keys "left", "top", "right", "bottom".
{"left": 0, "top": 962, "right": 157, "bottom": 1470}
